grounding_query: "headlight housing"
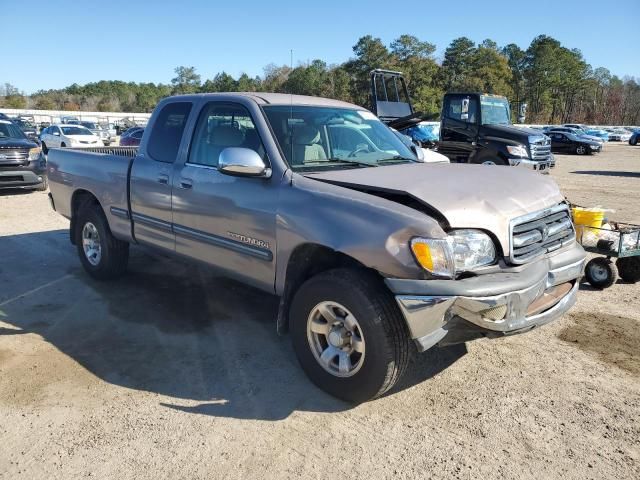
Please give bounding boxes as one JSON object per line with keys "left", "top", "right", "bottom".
{"left": 506, "top": 145, "right": 528, "bottom": 157}
{"left": 447, "top": 229, "right": 497, "bottom": 272}
{"left": 28, "top": 147, "right": 42, "bottom": 161}
{"left": 411, "top": 230, "right": 496, "bottom": 278}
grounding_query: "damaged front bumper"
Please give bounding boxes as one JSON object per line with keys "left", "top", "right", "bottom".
{"left": 386, "top": 243, "right": 585, "bottom": 352}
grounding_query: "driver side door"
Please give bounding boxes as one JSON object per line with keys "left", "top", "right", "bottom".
{"left": 171, "top": 101, "right": 278, "bottom": 292}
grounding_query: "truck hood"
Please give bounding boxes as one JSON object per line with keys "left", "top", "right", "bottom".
{"left": 480, "top": 124, "right": 544, "bottom": 142}
{"left": 305, "top": 163, "right": 564, "bottom": 255}
{"left": 0, "top": 137, "right": 38, "bottom": 149}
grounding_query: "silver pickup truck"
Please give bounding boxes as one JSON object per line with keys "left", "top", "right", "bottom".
{"left": 47, "top": 93, "right": 585, "bottom": 402}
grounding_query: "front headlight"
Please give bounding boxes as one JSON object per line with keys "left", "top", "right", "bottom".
{"left": 411, "top": 229, "right": 496, "bottom": 277}
{"left": 28, "top": 147, "right": 42, "bottom": 160}
{"left": 447, "top": 229, "right": 496, "bottom": 271}
{"left": 506, "top": 145, "right": 528, "bottom": 157}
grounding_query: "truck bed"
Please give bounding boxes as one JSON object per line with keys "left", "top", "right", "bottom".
{"left": 47, "top": 147, "right": 137, "bottom": 243}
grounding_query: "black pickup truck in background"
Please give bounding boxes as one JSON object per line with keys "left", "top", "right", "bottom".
{"left": 370, "top": 70, "right": 553, "bottom": 173}
{"left": 0, "top": 118, "right": 47, "bottom": 191}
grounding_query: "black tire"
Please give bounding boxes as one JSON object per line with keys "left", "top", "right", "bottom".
{"left": 575, "top": 145, "right": 587, "bottom": 155}
{"left": 61, "top": 142, "right": 66, "bottom": 147}
{"left": 617, "top": 257, "right": 640, "bottom": 283}
{"left": 75, "top": 202, "right": 129, "bottom": 280}
{"left": 472, "top": 157, "right": 507, "bottom": 166}
{"left": 41, "top": 142, "right": 48, "bottom": 154}
{"left": 289, "top": 268, "right": 410, "bottom": 403}
{"left": 630, "top": 137, "right": 638, "bottom": 146}
{"left": 585, "top": 257, "right": 618, "bottom": 289}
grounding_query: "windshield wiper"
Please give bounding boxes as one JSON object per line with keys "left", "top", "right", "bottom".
{"left": 378, "top": 155, "right": 416, "bottom": 163}
{"left": 325, "top": 158, "right": 379, "bottom": 167}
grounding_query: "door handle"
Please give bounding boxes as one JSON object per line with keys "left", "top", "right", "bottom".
{"left": 157, "top": 174, "right": 169, "bottom": 184}
{"left": 179, "top": 178, "right": 193, "bottom": 189}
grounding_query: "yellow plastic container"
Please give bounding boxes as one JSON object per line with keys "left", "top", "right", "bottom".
{"left": 572, "top": 207, "right": 605, "bottom": 241}
{"left": 572, "top": 207, "right": 605, "bottom": 229}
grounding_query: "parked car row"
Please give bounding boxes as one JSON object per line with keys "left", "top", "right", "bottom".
{"left": 40, "top": 125, "right": 103, "bottom": 153}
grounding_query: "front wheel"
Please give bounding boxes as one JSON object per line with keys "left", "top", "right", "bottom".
{"left": 472, "top": 157, "right": 507, "bottom": 166}
{"left": 585, "top": 257, "right": 617, "bottom": 289}
{"left": 575, "top": 145, "right": 587, "bottom": 155}
{"left": 75, "top": 203, "right": 129, "bottom": 280}
{"left": 290, "top": 268, "right": 410, "bottom": 403}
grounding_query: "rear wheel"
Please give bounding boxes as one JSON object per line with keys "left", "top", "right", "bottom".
{"left": 61, "top": 142, "right": 66, "bottom": 147}
{"left": 290, "top": 268, "right": 410, "bottom": 403}
{"left": 575, "top": 145, "right": 587, "bottom": 155}
{"left": 617, "top": 257, "right": 640, "bottom": 283}
{"left": 585, "top": 257, "right": 617, "bottom": 289}
{"left": 630, "top": 137, "right": 638, "bottom": 146}
{"left": 75, "top": 203, "right": 129, "bottom": 280}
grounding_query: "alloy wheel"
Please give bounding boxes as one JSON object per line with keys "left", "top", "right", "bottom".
{"left": 306, "top": 301, "right": 365, "bottom": 377}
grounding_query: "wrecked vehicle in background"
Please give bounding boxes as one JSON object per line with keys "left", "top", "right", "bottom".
{"left": 370, "top": 69, "right": 553, "bottom": 173}
{"left": 47, "top": 93, "right": 585, "bottom": 402}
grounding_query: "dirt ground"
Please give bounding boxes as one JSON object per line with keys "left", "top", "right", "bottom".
{"left": 0, "top": 143, "right": 638, "bottom": 479}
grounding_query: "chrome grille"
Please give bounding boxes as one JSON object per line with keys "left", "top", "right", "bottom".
{"left": 510, "top": 204, "right": 575, "bottom": 264}
{"left": 0, "top": 148, "right": 29, "bottom": 166}
{"left": 529, "top": 136, "right": 551, "bottom": 161}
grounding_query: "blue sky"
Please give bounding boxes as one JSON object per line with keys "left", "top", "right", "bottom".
{"left": 3, "top": 0, "right": 637, "bottom": 94}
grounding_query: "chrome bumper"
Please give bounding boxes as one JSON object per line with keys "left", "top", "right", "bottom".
{"left": 509, "top": 157, "right": 551, "bottom": 173}
{"left": 392, "top": 257, "right": 585, "bottom": 352}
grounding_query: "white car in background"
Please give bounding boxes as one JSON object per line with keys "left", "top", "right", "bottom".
{"left": 40, "top": 124, "right": 102, "bottom": 153}
{"left": 606, "top": 128, "right": 632, "bottom": 142}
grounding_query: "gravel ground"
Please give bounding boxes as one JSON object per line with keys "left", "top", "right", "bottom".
{"left": 0, "top": 143, "right": 638, "bottom": 479}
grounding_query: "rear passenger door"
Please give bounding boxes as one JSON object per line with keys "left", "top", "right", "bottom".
{"left": 171, "top": 101, "right": 277, "bottom": 292}
{"left": 129, "top": 101, "right": 192, "bottom": 252}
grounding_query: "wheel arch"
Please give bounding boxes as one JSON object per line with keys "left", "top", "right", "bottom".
{"left": 276, "top": 243, "right": 379, "bottom": 334}
{"left": 69, "top": 189, "right": 103, "bottom": 245}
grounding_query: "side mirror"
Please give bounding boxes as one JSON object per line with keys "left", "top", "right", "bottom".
{"left": 219, "top": 147, "right": 271, "bottom": 178}
{"left": 461, "top": 97, "right": 470, "bottom": 121}
{"left": 410, "top": 144, "right": 425, "bottom": 162}
{"left": 518, "top": 103, "right": 527, "bottom": 124}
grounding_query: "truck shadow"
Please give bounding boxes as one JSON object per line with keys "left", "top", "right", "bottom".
{"left": 0, "top": 230, "right": 465, "bottom": 420}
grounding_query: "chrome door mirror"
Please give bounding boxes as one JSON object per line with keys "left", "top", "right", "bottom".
{"left": 219, "top": 147, "right": 271, "bottom": 178}
{"left": 461, "top": 97, "right": 469, "bottom": 121}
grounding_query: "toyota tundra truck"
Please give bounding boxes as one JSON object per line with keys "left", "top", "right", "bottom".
{"left": 47, "top": 93, "right": 585, "bottom": 402}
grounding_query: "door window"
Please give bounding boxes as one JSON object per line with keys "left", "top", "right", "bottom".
{"left": 188, "top": 103, "right": 266, "bottom": 168}
{"left": 444, "top": 96, "right": 477, "bottom": 123}
{"left": 147, "top": 102, "right": 192, "bottom": 163}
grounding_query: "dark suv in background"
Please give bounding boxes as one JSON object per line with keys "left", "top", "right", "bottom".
{"left": 0, "top": 119, "right": 47, "bottom": 191}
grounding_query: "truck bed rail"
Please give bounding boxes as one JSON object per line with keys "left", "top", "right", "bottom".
{"left": 71, "top": 146, "right": 138, "bottom": 157}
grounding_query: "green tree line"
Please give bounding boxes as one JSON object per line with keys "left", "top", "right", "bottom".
{"left": 1, "top": 34, "right": 639, "bottom": 125}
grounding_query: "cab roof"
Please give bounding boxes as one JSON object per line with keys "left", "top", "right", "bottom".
{"left": 169, "top": 92, "right": 365, "bottom": 109}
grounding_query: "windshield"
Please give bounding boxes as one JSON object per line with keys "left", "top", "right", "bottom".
{"left": 262, "top": 106, "right": 415, "bottom": 170}
{"left": 480, "top": 96, "right": 511, "bottom": 125}
{"left": 14, "top": 119, "right": 36, "bottom": 129}
{"left": 61, "top": 126, "right": 93, "bottom": 136}
{"left": 0, "top": 120, "right": 27, "bottom": 139}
